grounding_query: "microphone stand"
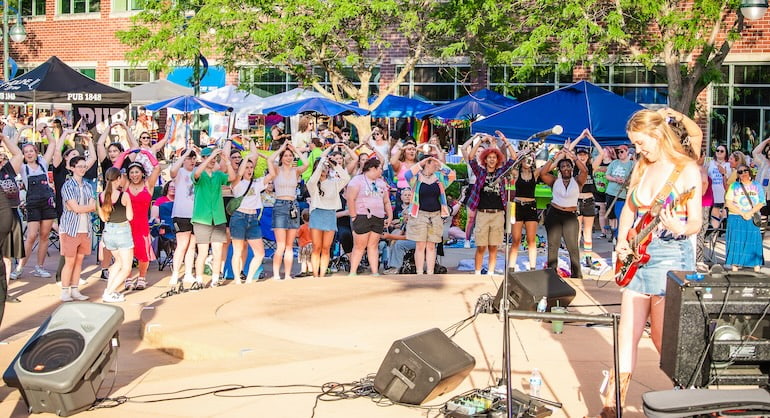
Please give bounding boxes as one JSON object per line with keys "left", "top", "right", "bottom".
{"left": 493, "top": 133, "right": 549, "bottom": 418}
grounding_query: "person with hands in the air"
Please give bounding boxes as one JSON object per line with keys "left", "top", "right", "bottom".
{"left": 566, "top": 128, "right": 605, "bottom": 267}
{"left": 539, "top": 146, "right": 587, "bottom": 279}
{"left": 229, "top": 141, "right": 275, "bottom": 284}
{"left": 167, "top": 147, "right": 198, "bottom": 286}
{"left": 590, "top": 109, "right": 702, "bottom": 418}
{"left": 192, "top": 145, "right": 236, "bottom": 288}
{"left": 13, "top": 126, "right": 59, "bottom": 280}
{"left": 307, "top": 144, "right": 351, "bottom": 278}
{"left": 404, "top": 155, "right": 456, "bottom": 275}
{"left": 346, "top": 158, "right": 392, "bottom": 276}
{"left": 466, "top": 133, "right": 515, "bottom": 275}
{"left": 269, "top": 141, "right": 308, "bottom": 280}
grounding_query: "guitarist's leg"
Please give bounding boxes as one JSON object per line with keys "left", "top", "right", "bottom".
{"left": 618, "top": 290, "right": 652, "bottom": 373}
{"left": 649, "top": 295, "right": 666, "bottom": 354}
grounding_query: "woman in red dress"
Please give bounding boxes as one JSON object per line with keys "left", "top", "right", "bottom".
{"left": 125, "top": 160, "right": 161, "bottom": 290}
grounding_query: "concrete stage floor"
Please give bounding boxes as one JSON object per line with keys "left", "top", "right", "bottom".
{"left": 0, "top": 270, "right": 674, "bottom": 418}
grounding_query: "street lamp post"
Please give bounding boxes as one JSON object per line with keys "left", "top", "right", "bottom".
{"left": 2, "top": 0, "right": 26, "bottom": 115}
{"left": 741, "top": 0, "right": 769, "bottom": 20}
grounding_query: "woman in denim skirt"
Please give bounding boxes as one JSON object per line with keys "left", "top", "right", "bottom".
{"left": 230, "top": 143, "right": 276, "bottom": 283}
{"left": 269, "top": 142, "right": 308, "bottom": 280}
{"left": 591, "top": 108, "right": 702, "bottom": 417}
{"left": 307, "top": 145, "right": 351, "bottom": 278}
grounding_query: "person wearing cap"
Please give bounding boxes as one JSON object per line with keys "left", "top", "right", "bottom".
{"left": 605, "top": 143, "right": 634, "bottom": 238}
{"left": 568, "top": 129, "right": 606, "bottom": 267}
{"left": 167, "top": 147, "right": 198, "bottom": 286}
{"left": 271, "top": 121, "right": 290, "bottom": 146}
{"left": 466, "top": 133, "right": 516, "bottom": 275}
{"left": 190, "top": 145, "right": 236, "bottom": 287}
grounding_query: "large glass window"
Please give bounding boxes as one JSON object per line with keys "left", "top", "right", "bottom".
{"left": 710, "top": 64, "right": 770, "bottom": 154}
{"left": 59, "top": 0, "right": 100, "bottom": 14}
{"left": 112, "top": 0, "right": 143, "bottom": 12}
{"left": 21, "top": 0, "right": 46, "bottom": 16}
{"left": 239, "top": 68, "right": 299, "bottom": 97}
{"left": 487, "top": 65, "right": 572, "bottom": 102}
{"left": 398, "top": 66, "right": 472, "bottom": 103}
{"left": 591, "top": 65, "right": 668, "bottom": 106}
{"left": 110, "top": 67, "right": 154, "bottom": 90}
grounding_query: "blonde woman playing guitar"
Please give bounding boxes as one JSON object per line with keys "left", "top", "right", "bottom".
{"left": 589, "top": 108, "right": 702, "bottom": 418}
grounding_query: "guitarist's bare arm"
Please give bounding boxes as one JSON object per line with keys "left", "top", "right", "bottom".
{"left": 615, "top": 191, "right": 638, "bottom": 259}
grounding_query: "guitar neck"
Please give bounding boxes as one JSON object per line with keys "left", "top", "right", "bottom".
{"left": 631, "top": 217, "right": 661, "bottom": 248}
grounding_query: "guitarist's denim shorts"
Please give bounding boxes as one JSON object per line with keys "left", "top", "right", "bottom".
{"left": 624, "top": 237, "right": 694, "bottom": 296}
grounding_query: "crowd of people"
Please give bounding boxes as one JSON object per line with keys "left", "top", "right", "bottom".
{"left": 0, "top": 110, "right": 764, "bottom": 309}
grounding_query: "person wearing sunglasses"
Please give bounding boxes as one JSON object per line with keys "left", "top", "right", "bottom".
{"left": 724, "top": 164, "right": 765, "bottom": 272}
{"left": 604, "top": 144, "right": 634, "bottom": 238}
{"left": 594, "top": 109, "right": 702, "bottom": 418}
{"left": 403, "top": 155, "right": 456, "bottom": 276}
{"left": 707, "top": 145, "right": 731, "bottom": 229}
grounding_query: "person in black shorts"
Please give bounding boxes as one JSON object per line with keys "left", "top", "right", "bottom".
{"left": 508, "top": 156, "right": 541, "bottom": 270}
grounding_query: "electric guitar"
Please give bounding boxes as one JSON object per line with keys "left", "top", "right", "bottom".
{"left": 614, "top": 187, "right": 696, "bottom": 287}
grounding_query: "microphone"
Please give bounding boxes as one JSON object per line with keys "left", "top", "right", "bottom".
{"left": 533, "top": 125, "right": 563, "bottom": 138}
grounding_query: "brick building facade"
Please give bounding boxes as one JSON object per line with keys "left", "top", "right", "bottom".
{"left": 3, "top": 2, "right": 770, "bottom": 152}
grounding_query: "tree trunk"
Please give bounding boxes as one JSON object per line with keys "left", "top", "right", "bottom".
{"left": 345, "top": 115, "right": 373, "bottom": 142}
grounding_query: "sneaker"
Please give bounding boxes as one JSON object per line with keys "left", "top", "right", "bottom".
{"left": 169, "top": 276, "right": 179, "bottom": 287}
{"left": 463, "top": 240, "right": 471, "bottom": 249}
{"left": 9, "top": 269, "right": 21, "bottom": 280}
{"left": 102, "top": 292, "right": 125, "bottom": 303}
{"left": 383, "top": 268, "right": 399, "bottom": 275}
{"left": 182, "top": 274, "right": 196, "bottom": 284}
{"left": 100, "top": 269, "right": 109, "bottom": 281}
{"left": 70, "top": 288, "right": 89, "bottom": 301}
{"left": 61, "top": 293, "right": 74, "bottom": 302}
{"left": 33, "top": 266, "right": 51, "bottom": 278}
{"left": 6, "top": 294, "right": 20, "bottom": 303}
{"left": 79, "top": 278, "right": 88, "bottom": 286}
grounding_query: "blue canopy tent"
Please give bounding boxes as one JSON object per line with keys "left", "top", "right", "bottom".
{"left": 414, "top": 98, "right": 508, "bottom": 121}
{"left": 350, "top": 94, "right": 434, "bottom": 118}
{"left": 472, "top": 81, "right": 644, "bottom": 146}
{"left": 459, "top": 88, "right": 519, "bottom": 108}
{"left": 262, "top": 97, "right": 370, "bottom": 117}
{"left": 145, "top": 95, "right": 231, "bottom": 113}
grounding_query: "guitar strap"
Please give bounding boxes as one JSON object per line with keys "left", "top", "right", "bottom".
{"left": 649, "top": 164, "right": 685, "bottom": 217}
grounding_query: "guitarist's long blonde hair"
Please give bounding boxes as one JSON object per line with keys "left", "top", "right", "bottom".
{"left": 626, "top": 110, "right": 696, "bottom": 191}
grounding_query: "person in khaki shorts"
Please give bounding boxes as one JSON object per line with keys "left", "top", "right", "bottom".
{"left": 404, "top": 155, "right": 456, "bottom": 275}
{"left": 467, "top": 134, "right": 517, "bottom": 275}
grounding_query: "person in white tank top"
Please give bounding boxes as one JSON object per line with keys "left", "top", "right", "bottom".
{"left": 539, "top": 148, "right": 587, "bottom": 279}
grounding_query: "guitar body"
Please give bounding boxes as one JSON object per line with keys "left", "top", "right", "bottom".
{"left": 614, "top": 213, "right": 654, "bottom": 287}
{"left": 613, "top": 186, "right": 697, "bottom": 287}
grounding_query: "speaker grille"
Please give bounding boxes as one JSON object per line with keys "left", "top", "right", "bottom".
{"left": 20, "top": 329, "right": 85, "bottom": 374}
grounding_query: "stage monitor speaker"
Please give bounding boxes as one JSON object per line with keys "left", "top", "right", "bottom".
{"left": 3, "top": 302, "right": 124, "bottom": 416}
{"left": 661, "top": 270, "right": 770, "bottom": 388}
{"left": 493, "top": 268, "right": 576, "bottom": 312}
{"left": 373, "top": 328, "right": 475, "bottom": 405}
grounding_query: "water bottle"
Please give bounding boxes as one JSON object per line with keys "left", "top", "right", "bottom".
{"left": 536, "top": 296, "right": 547, "bottom": 321}
{"left": 529, "top": 368, "right": 542, "bottom": 397}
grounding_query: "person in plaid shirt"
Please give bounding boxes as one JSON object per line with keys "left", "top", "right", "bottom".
{"left": 466, "top": 133, "right": 517, "bottom": 275}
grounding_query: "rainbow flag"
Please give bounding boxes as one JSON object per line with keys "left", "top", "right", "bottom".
{"left": 231, "top": 135, "right": 246, "bottom": 151}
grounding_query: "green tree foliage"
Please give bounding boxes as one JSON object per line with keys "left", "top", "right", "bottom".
{"left": 117, "top": 0, "right": 456, "bottom": 136}
{"left": 440, "top": 0, "right": 747, "bottom": 114}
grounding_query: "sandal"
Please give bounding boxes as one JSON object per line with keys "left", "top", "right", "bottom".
{"left": 135, "top": 277, "right": 147, "bottom": 290}
{"left": 124, "top": 278, "right": 136, "bottom": 291}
